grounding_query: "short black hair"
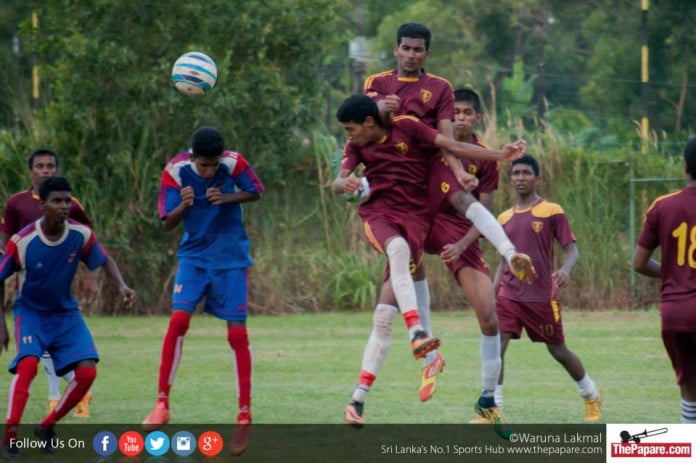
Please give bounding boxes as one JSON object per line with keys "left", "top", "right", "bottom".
{"left": 336, "top": 94, "right": 382, "bottom": 127}
{"left": 28, "top": 148, "right": 58, "bottom": 170}
{"left": 38, "top": 176, "right": 72, "bottom": 201}
{"left": 191, "top": 127, "right": 224, "bottom": 158}
{"left": 685, "top": 137, "right": 696, "bottom": 179}
{"left": 396, "top": 23, "right": 431, "bottom": 50}
{"left": 511, "top": 154, "right": 540, "bottom": 177}
{"left": 454, "top": 88, "right": 481, "bottom": 113}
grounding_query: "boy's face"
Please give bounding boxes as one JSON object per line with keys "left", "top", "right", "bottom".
{"left": 191, "top": 155, "right": 221, "bottom": 179}
{"left": 41, "top": 191, "right": 72, "bottom": 223}
{"left": 394, "top": 37, "right": 429, "bottom": 76}
{"left": 341, "top": 117, "right": 378, "bottom": 147}
{"left": 510, "top": 163, "right": 538, "bottom": 196}
{"left": 453, "top": 101, "right": 482, "bottom": 140}
{"left": 30, "top": 155, "right": 58, "bottom": 190}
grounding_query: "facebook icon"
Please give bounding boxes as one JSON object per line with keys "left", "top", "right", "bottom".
{"left": 93, "top": 431, "right": 118, "bottom": 457}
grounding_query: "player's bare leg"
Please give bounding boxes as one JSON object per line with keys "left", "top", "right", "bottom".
{"left": 547, "top": 343, "right": 601, "bottom": 421}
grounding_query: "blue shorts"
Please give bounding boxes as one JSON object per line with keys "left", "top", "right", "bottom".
{"left": 9, "top": 307, "right": 98, "bottom": 376}
{"left": 172, "top": 262, "right": 249, "bottom": 321}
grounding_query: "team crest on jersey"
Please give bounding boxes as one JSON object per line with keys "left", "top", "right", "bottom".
{"left": 468, "top": 164, "right": 478, "bottom": 174}
{"left": 421, "top": 89, "right": 432, "bottom": 103}
{"left": 67, "top": 251, "right": 77, "bottom": 263}
{"left": 174, "top": 284, "right": 183, "bottom": 293}
{"left": 395, "top": 142, "right": 408, "bottom": 155}
{"left": 532, "top": 221, "right": 544, "bottom": 233}
{"left": 441, "top": 181, "right": 450, "bottom": 194}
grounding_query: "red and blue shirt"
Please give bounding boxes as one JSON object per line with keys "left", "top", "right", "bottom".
{"left": 0, "top": 219, "right": 107, "bottom": 313}
{"left": 157, "top": 150, "right": 265, "bottom": 270}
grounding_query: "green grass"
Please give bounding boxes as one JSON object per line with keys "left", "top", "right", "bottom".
{"left": 2, "top": 309, "right": 676, "bottom": 425}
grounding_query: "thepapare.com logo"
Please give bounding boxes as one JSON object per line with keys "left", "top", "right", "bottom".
{"left": 610, "top": 427, "right": 692, "bottom": 459}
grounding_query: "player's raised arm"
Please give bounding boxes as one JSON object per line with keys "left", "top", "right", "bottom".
{"left": 434, "top": 135, "right": 526, "bottom": 162}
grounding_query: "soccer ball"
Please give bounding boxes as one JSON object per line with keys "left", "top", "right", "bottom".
{"left": 171, "top": 51, "right": 218, "bottom": 96}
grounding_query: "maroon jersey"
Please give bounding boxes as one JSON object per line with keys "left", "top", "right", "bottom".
{"left": 498, "top": 198, "right": 576, "bottom": 302}
{"left": 341, "top": 115, "right": 438, "bottom": 219}
{"left": 462, "top": 135, "right": 500, "bottom": 198}
{"left": 427, "top": 136, "right": 498, "bottom": 220}
{"left": 2, "top": 188, "right": 92, "bottom": 239}
{"left": 637, "top": 187, "right": 696, "bottom": 331}
{"left": 364, "top": 69, "right": 455, "bottom": 130}
{"left": 423, "top": 137, "right": 498, "bottom": 276}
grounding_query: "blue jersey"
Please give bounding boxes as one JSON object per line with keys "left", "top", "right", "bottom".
{"left": 0, "top": 219, "right": 108, "bottom": 313}
{"left": 157, "top": 150, "right": 265, "bottom": 270}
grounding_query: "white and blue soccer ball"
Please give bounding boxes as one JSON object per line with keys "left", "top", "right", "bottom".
{"left": 171, "top": 51, "right": 217, "bottom": 96}
{"left": 345, "top": 176, "right": 371, "bottom": 204}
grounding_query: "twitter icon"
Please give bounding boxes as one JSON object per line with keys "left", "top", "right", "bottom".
{"left": 145, "top": 430, "right": 170, "bottom": 456}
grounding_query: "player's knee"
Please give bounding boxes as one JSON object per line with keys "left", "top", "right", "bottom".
{"left": 17, "top": 356, "right": 39, "bottom": 379}
{"left": 453, "top": 192, "right": 476, "bottom": 212}
{"left": 227, "top": 326, "right": 249, "bottom": 348}
{"left": 75, "top": 366, "right": 97, "bottom": 384}
{"left": 169, "top": 310, "right": 192, "bottom": 336}
{"left": 476, "top": 307, "right": 498, "bottom": 335}
{"left": 373, "top": 304, "right": 397, "bottom": 339}
{"left": 547, "top": 343, "right": 568, "bottom": 361}
{"left": 385, "top": 237, "right": 409, "bottom": 259}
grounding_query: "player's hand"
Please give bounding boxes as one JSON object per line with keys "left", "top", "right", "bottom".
{"left": 180, "top": 186, "right": 195, "bottom": 207}
{"left": 383, "top": 94, "right": 401, "bottom": 113}
{"left": 501, "top": 139, "right": 526, "bottom": 161}
{"left": 440, "top": 242, "right": 467, "bottom": 264}
{"left": 83, "top": 274, "right": 99, "bottom": 306}
{"left": 120, "top": 287, "right": 137, "bottom": 310}
{"left": 206, "top": 187, "right": 224, "bottom": 205}
{"left": 552, "top": 269, "right": 570, "bottom": 288}
{"left": 0, "top": 321, "right": 8, "bottom": 354}
{"left": 455, "top": 170, "right": 479, "bottom": 191}
{"left": 342, "top": 175, "right": 363, "bottom": 195}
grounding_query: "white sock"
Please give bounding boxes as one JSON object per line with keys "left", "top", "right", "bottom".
{"left": 465, "top": 202, "right": 515, "bottom": 258}
{"left": 386, "top": 238, "right": 422, "bottom": 337}
{"left": 352, "top": 385, "right": 369, "bottom": 403}
{"left": 42, "top": 353, "right": 62, "bottom": 400}
{"left": 575, "top": 373, "right": 599, "bottom": 399}
{"left": 414, "top": 279, "right": 436, "bottom": 364}
{"left": 681, "top": 399, "right": 696, "bottom": 423}
{"left": 353, "top": 304, "right": 397, "bottom": 403}
{"left": 481, "top": 334, "right": 502, "bottom": 397}
{"left": 495, "top": 384, "right": 504, "bottom": 409}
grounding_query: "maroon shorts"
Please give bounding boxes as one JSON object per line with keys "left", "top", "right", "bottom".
{"left": 424, "top": 225, "right": 489, "bottom": 278}
{"left": 360, "top": 211, "right": 429, "bottom": 280}
{"left": 661, "top": 330, "right": 696, "bottom": 385}
{"left": 497, "top": 296, "right": 565, "bottom": 344}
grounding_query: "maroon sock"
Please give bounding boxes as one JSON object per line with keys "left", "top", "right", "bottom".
{"left": 4, "top": 357, "right": 38, "bottom": 446}
{"left": 157, "top": 311, "right": 191, "bottom": 407}
{"left": 227, "top": 327, "right": 252, "bottom": 411}
{"left": 41, "top": 366, "right": 96, "bottom": 428}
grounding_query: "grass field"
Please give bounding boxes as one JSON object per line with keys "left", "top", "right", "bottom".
{"left": 0, "top": 309, "right": 677, "bottom": 425}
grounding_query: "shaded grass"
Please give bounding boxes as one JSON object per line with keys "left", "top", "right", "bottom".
{"left": 0, "top": 309, "right": 676, "bottom": 425}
